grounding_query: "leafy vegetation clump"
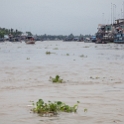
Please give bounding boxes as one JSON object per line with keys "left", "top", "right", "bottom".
{"left": 83, "top": 46, "right": 89, "bottom": 48}
{"left": 80, "top": 54, "right": 87, "bottom": 58}
{"left": 32, "top": 99, "right": 79, "bottom": 116}
{"left": 50, "top": 75, "right": 63, "bottom": 83}
{"left": 84, "top": 108, "right": 88, "bottom": 112}
{"left": 53, "top": 48, "right": 58, "bottom": 50}
{"left": 66, "top": 53, "right": 69, "bottom": 56}
{"left": 90, "top": 76, "right": 100, "bottom": 79}
{"left": 46, "top": 51, "right": 51, "bottom": 54}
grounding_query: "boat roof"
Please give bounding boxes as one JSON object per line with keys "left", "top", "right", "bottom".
{"left": 115, "top": 19, "right": 124, "bottom": 21}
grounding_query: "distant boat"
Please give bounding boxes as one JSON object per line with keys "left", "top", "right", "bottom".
{"left": 25, "top": 36, "right": 35, "bottom": 44}
{"left": 26, "top": 40, "right": 35, "bottom": 44}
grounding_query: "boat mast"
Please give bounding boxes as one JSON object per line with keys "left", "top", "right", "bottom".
{"left": 113, "top": 4, "right": 114, "bottom": 24}
{"left": 111, "top": 3, "right": 112, "bottom": 25}
{"left": 123, "top": 1, "right": 124, "bottom": 19}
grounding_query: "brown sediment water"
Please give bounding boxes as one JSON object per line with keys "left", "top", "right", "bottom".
{"left": 0, "top": 41, "right": 124, "bottom": 124}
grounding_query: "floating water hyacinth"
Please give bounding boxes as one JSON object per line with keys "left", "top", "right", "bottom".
{"left": 50, "top": 75, "right": 63, "bottom": 83}
{"left": 32, "top": 99, "right": 80, "bottom": 116}
{"left": 46, "top": 51, "right": 51, "bottom": 54}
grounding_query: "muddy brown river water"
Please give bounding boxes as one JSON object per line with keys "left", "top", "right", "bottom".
{"left": 0, "top": 41, "right": 124, "bottom": 124}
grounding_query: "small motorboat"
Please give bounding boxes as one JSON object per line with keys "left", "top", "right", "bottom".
{"left": 26, "top": 40, "right": 35, "bottom": 44}
{"left": 25, "top": 36, "right": 35, "bottom": 44}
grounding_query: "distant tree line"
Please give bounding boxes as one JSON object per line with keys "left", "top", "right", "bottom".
{"left": 0, "top": 27, "right": 22, "bottom": 38}
{"left": 37, "top": 34, "right": 67, "bottom": 40}
{"left": 0, "top": 27, "right": 93, "bottom": 40}
{"left": 37, "top": 34, "right": 92, "bottom": 41}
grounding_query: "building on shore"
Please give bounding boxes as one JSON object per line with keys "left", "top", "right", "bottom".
{"left": 96, "top": 19, "right": 124, "bottom": 43}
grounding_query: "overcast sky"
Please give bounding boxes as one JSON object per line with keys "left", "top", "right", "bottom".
{"left": 0, "top": 0, "right": 124, "bottom": 35}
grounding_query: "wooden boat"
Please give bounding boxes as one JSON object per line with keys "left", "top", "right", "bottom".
{"left": 25, "top": 36, "right": 35, "bottom": 44}
{"left": 25, "top": 40, "right": 35, "bottom": 44}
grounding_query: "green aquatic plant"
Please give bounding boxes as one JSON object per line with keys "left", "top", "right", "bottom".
{"left": 46, "top": 51, "right": 51, "bottom": 55}
{"left": 66, "top": 53, "right": 69, "bottom": 56}
{"left": 84, "top": 46, "right": 89, "bottom": 48}
{"left": 32, "top": 99, "right": 79, "bottom": 116}
{"left": 90, "top": 76, "right": 99, "bottom": 79}
{"left": 80, "top": 54, "right": 85, "bottom": 57}
{"left": 80, "top": 54, "right": 87, "bottom": 58}
{"left": 50, "top": 75, "right": 63, "bottom": 83}
{"left": 53, "top": 48, "right": 58, "bottom": 50}
{"left": 84, "top": 108, "right": 88, "bottom": 112}
{"left": 96, "top": 77, "right": 100, "bottom": 79}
